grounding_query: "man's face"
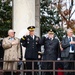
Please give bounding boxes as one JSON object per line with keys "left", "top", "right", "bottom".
{"left": 29, "top": 30, "right": 34, "bottom": 36}
{"left": 67, "top": 30, "right": 73, "bottom": 37}
{"left": 48, "top": 34, "right": 54, "bottom": 38}
{"left": 9, "top": 32, "right": 15, "bottom": 37}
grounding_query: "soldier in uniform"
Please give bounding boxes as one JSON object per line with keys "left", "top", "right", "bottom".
{"left": 39, "top": 30, "right": 60, "bottom": 75}
{"left": 20, "top": 26, "right": 41, "bottom": 75}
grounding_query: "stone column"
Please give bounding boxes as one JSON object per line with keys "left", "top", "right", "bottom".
{"left": 13, "top": 0, "right": 35, "bottom": 38}
{"left": 35, "top": 0, "right": 40, "bottom": 36}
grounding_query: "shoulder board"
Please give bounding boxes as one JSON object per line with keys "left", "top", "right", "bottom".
{"left": 22, "top": 36, "right": 26, "bottom": 40}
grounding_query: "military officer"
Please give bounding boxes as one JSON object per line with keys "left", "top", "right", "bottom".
{"left": 20, "top": 26, "right": 41, "bottom": 75}
{"left": 39, "top": 30, "right": 60, "bottom": 75}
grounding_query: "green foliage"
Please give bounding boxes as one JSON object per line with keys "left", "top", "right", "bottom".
{"left": 40, "top": 0, "right": 65, "bottom": 40}
{"left": 0, "top": 0, "right": 12, "bottom": 37}
{"left": 55, "top": 28, "right": 65, "bottom": 41}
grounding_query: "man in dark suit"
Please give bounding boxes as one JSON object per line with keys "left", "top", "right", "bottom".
{"left": 20, "top": 26, "right": 41, "bottom": 75}
{"left": 61, "top": 28, "right": 75, "bottom": 75}
{"left": 40, "top": 30, "right": 60, "bottom": 75}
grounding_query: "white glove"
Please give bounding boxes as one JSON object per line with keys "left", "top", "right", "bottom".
{"left": 57, "top": 58, "right": 61, "bottom": 60}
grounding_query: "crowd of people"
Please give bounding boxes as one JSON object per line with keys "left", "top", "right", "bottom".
{"left": 0, "top": 26, "right": 75, "bottom": 75}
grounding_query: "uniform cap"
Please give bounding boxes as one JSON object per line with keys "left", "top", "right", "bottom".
{"left": 27, "top": 26, "right": 35, "bottom": 31}
{"left": 48, "top": 29, "right": 54, "bottom": 34}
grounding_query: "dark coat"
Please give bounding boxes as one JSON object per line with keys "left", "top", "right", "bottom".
{"left": 39, "top": 37, "right": 60, "bottom": 60}
{"left": 20, "top": 35, "right": 41, "bottom": 59}
{"left": 0, "top": 40, "right": 4, "bottom": 59}
{"left": 61, "top": 36, "right": 75, "bottom": 57}
{"left": 0, "top": 40, "right": 4, "bottom": 68}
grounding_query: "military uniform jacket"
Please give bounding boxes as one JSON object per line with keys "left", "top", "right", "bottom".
{"left": 21, "top": 35, "right": 41, "bottom": 59}
{"left": 39, "top": 36, "right": 60, "bottom": 60}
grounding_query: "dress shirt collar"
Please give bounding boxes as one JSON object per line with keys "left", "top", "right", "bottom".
{"left": 68, "top": 36, "right": 73, "bottom": 41}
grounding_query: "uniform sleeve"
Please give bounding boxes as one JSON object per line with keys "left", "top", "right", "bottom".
{"left": 39, "top": 36, "right": 45, "bottom": 45}
{"left": 37, "top": 37, "right": 41, "bottom": 52}
{"left": 2, "top": 38, "right": 12, "bottom": 50}
{"left": 20, "top": 36, "right": 27, "bottom": 47}
{"left": 57, "top": 41, "right": 61, "bottom": 58}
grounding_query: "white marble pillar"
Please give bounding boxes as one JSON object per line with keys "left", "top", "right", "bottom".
{"left": 13, "top": 0, "right": 35, "bottom": 38}
{"left": 35, "top": 0, "right": 40, "bottom": 36}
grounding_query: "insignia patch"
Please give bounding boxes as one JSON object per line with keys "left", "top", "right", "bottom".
{"left": 22, "top": 37, "right": 25, "bottom": 40}
{"left": 27, "top": 42, "right": 29, "bottom": 44}
{"left": 27, "top": 38, "right": 29, "bottom": 44}
{"left": 27, "top": 38, "right": 30, "bottom": 41}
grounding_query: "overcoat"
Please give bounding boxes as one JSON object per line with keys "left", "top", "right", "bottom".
{"left": 2, "top": 37, "right": 21, "bottom": 70}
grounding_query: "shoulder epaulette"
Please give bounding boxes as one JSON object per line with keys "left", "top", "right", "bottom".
{"left": 22, "top": 36, "right": 26, "bottom": 40}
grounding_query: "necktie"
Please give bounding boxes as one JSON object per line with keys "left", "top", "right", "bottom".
{"left": 68, "top": 38, "right": 71, "bottom": 42}
{"left": 31, "top": 35, "right": 34, "bottom": 39}
{"left": 69, "top": 38, "right": 74, "bottom": 51}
